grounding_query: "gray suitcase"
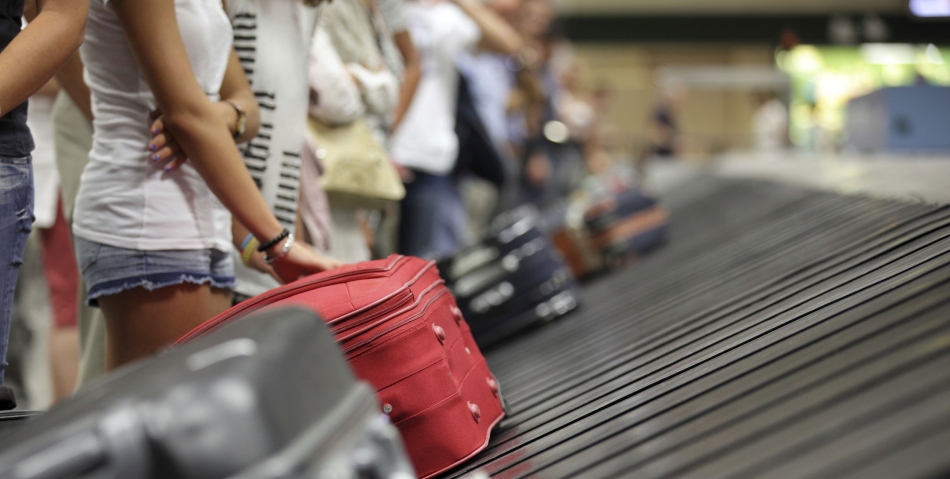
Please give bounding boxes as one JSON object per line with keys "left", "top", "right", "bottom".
{"left": 0, "top": 307, "right": 415, "bottom": 479}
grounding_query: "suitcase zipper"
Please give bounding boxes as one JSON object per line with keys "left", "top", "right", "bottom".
{"left": 340, "top": 282, "right": 449, "bottom": 354}
{"left": 337, "top": 278, "right": 445, "bottom": 344}
{"left": 179, "top": 255, "right": 407, "bottom": 342}
{"left": 329, "top": 289, "right": 414, "bottom": 335}
{"left": 326, "top": 260, "right": 437, "bottom": 328}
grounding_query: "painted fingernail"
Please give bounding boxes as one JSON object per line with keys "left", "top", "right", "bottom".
{"left": 152, "top": 127, "right": 159, "bottom": 134}
{"left": 151, "top": 154, "right": 160, "bottom": 162}
{"left": 149, "top": 144, "right": 157, "bottom": 152}
{"left": 164, "top": 165, "right": 173, "bottom": 172}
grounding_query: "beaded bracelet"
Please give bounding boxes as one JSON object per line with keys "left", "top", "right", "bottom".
{"left": 257, "top": 228, "right": 290, "bottom": 253}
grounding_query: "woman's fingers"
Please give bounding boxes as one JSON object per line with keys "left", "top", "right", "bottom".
{"left": 148, "top": 113, "right": 190, "bottom": 171}
{"left": 147, "top": 131, "right": 169, "bottom": 153}
{"left": 149, "top": 142, "right": 182, "bottom": 164}
{"left": 272, "top": 243, "right": 344, "bottom": 283}
{"left": 150, "top": 115, "right": 165, "bottom": 136}
{"left": 164, "top": 155, "right": 188, "bottom": 172}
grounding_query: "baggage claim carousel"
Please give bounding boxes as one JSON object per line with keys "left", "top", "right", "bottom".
{"left": 453, "top": 164, "right": 950, "bottom": 478}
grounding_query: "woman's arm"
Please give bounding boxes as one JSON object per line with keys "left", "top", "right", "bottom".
{"left": 390, "top": 30, "right": 420, "bottom": 132}
{"left": 309, "top": 27, "right": 365, "bottom": 125}
{"left": 147, "top": 49, "right": 260, "bottom": 168}
{"left": 451, "top": 0, "right": 522, "bottom": 55}
{"left": 0, "top": 0, "right": 87, "bottom": 116}
{"left": 112, "top": 0, "right": 340, "bottom": 278}
{"left": 54, "top": 52, "right": 93, "bottom": 121}
{"left": 112, "top": 0, "right": 279, "bottom": 240}
{"left": 215, "top": 48, "right": 260, "bottom": 144}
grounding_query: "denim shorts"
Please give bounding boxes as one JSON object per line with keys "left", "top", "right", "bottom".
{"left": 74, "top": 237, "right": 236, "bottom": 307}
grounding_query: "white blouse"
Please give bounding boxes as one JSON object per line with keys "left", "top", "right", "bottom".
{"left": 73, "top": 0, "right": 235, "bottom": 252}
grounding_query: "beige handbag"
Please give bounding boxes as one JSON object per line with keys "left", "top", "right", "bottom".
{"left": 306, "top": 116, "right": 405, "bottom": 210}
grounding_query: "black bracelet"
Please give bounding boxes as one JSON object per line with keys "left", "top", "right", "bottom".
{"left": 257, "top": 228, "right": 290, "bottom": 253}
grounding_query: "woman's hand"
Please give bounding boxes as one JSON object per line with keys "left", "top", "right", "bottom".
{"left": 148, "top": 111, "right": 189, "bottom": 172}
{"left": 245, "top": 249, "right": 280, "bottom": 283}
{"left": 148, "top": 102, "right": 242, "bottom": 172}
{"left": 270, "top": 243, "right": 344, "bottom": 284}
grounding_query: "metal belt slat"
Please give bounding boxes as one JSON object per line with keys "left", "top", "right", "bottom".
{"left": 453, "top": 177, "right": 950, "bottom": 478}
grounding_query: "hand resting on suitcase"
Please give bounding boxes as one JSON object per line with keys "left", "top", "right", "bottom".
{"left": 269, "top": 242, "right": 345, "bottom": 283}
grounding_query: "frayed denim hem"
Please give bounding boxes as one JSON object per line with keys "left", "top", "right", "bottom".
{"left": 86, "top": 272, "right": 237, "bottom": 307}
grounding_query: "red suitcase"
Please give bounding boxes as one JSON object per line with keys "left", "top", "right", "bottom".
{"left": 178, "top": 255, "right": 505, "bottom": 478}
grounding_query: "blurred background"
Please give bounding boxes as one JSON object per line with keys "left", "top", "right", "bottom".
{"left": 550, "top": 0, "right": 950, "bottom": 162}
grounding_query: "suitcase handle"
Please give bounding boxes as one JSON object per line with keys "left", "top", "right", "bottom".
{"left": 15, "top": 432, "right": 107, "bottom": 479}
{"left": 10, "top": 407, "right": 153, "bottom": 479}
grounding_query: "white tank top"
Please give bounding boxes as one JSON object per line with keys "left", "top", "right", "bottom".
{"left": 73, "top": 0, "right": 234, "bottom": 252}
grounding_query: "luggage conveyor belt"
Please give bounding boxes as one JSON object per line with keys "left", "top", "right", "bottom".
{"left": 451, "top": 177, "right": 950, "bottom": 479}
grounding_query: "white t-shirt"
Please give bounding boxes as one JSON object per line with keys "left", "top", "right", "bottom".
{"left": 73, "top": 0, "right": 234, "bottom": 252}
{"left": 388, "top": 1, "right": 480, "bottom": 175}
{"left": 26, "top": 95, "right": 61, "bottom": 229}
{"left": 226, "top": 0, "right": 320, "bottom": 297}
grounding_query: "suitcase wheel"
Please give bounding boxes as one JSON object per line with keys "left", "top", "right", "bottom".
{"left": 432, "top": 324, "right": 446, "bottom": 345}
{"left": 486, "top": 377, "right": 499, "bottom": 395}
{"left": 468, "top": 402, "right": 482, "bottom": 423}
{"left": 450, "top": 305, "right": 464, "bottom": 324}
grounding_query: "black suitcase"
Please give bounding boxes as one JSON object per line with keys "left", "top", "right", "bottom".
{"left": 584, "top": 187, "right": 658, "bottom": 234}
{"left": 462, "top": 265, "right": 580, "bottom": 347}
{"left": 437, "top": 205, "right": 545, "bottom": 282}
{"left": 440, "top": 208, "right": 580, "bottom": 348}
{"left": 0, "top": 307, "right": 415, "bottom": 479}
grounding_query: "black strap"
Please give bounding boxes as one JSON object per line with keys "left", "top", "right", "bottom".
{"left": 257, "top": 228, "right": 290, "bottom": 253}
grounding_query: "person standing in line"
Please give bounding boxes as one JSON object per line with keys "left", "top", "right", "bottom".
{"left": 49, "top": 54, "right": 103, "bottom": 390}
{"left": 72, "top": 0, "right": 341, "bottom": 370}
{"left": 304, "top": 0, "right": 404, "bottom": 264}
{"left": 455, "top": 0, "right": 522, "bottom": 233}
{"left": 220, "top": 0, "right": 330, "bottom": 303}
{"left": 391, "top": 0, "right": 522, "bottom": 259}
{"left": 376, "top": 0, "right": 421, "bottom": 135}
{"left": 0, "top": 0, "right": 87, "bottom": 385}
{"left": 25, "top": 78, "right": 81, "bottom": 401}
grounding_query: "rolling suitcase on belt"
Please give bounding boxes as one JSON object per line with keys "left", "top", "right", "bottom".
{"left": 437, "top": 206, "right": 544, "bottom": 282}
{"left": 0, "top": 307, "right": 414, "bottom": 479}
{"left": 179, "top": 255, "right": 506, "bottom": 479}
{"left": 583, "top": 187, "right": 657, "bottom": 234}
{"left": 551, "top": 187, "right": 670, "bottom": 278}
{"left": 439, "top": 208, "right": 580, "bottom": 348}
{"left": 584, "top": 188, "right": 670, "bottom": 266}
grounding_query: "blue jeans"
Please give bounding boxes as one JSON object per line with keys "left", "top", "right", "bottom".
{"left": 398, "top": 171, "right": 467, "bottom": 259}
{"left": 0, "top": 155, "right": 33, "bottom": 385}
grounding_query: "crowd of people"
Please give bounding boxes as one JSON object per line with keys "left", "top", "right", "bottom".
{"left": 1, "top": 0, "right": 620, "bottom": 406}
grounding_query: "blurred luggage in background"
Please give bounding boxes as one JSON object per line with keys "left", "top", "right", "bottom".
{"left": 179, "top": 255, "right": 505, "bottom": 479}
{"left": 438, "top": 206, "right": 580, "bottom": 349}
{"left": 551, "top": 174, "right": 670, "bottom": 279}
{"left": 0, "top": 307, "right": 414, "bottom": 479}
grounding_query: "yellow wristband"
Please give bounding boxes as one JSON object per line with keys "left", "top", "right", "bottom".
{"left": 241, "top": 237, "right": 260, "bottom": 267}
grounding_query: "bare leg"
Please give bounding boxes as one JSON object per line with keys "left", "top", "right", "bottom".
{"left": 48, "top": 326, "right": 79, "bottom": 402}
{"left": 40, "top": 196, "right": 81, "bottom": 402}
{"left": 98, "top": 284, "right": 231, "bottom": 370}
